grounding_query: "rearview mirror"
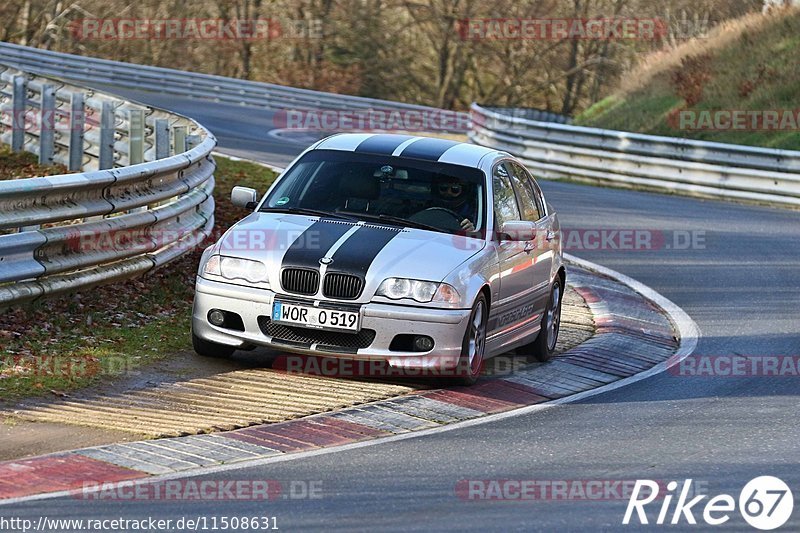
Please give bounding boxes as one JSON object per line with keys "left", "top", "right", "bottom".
{"left": 500, "top": 220, "right": 536, "bottom": 241}
{"left": 231, "top": 186, "right": 258, "bottom": 210}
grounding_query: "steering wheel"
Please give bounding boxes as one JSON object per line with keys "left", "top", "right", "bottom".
{"left": 421, "top": 207, "right": 463, "bottom": 222}
{"left": 409, "top": 207, "right": 465, "bottom": 231}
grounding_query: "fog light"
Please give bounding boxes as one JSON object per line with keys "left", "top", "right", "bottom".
{"left": 208, "top": 309, "right": 226, "bottom": 326}
{"left": 413, "top": 336, "right": 434, "bottom": 352}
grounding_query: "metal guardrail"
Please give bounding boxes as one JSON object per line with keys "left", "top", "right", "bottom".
{"left": 0, "top": 64, "right": 216, "bottom": 309}
{"left": 470, "top": 104, "right": 800, "bottom": 208}
{"left": 482, "top": 107, "right": 571, "bottom": 125}
{"left": 0, "top": 42, "right": 469, "bottom": 133}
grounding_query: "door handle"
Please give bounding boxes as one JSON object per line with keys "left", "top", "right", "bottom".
{"left": 545, "top": 230, "right": 556, "bottom": 242}
{"left": 523, "top": 241, "right": 535, "bottom": 253}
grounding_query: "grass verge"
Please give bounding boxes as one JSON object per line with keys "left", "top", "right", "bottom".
{"left": 0, "top": 155, "right": 277, "bottom": 402}
{"left": 0, "top": 144, "right": 67, "bottom": 179}
{"left": 576, "top": 9, "right": 800, "bottom": 150}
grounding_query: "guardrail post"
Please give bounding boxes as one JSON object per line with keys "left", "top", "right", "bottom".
{"left": 186, "top": 134, "right": 201, "bottom": 151}
{"left": 128, "top": 109, "right": 144, "bottom": 165}
{"left": 38, "top": 84, "right": 56, "bottom": 165}
{"left": 159, "top": 123, "right": 185, "bottom": 208}
{"left": 11, "top": 76, "right": 27, "bottom": 151}
{"left": 98, "top": 101, "right": 115, "bottom": 169}
{"left": 154, "top": 118, "right": 169, "bottom": 159}
{"left": 68, "top": 92, "right": 85, "bottom": 171}
{"left": 172, "top": 125, "right": 187, "bottom": 154}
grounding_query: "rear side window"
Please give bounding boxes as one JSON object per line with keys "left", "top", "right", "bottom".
{"left": 512, "top": 162, "right": 546, "bottom": 218}
{"left": 509, "top": 162, "right": 542, "bottom": 221}
{"left": 492, "top": 163, "right": 521, "bottom": 227}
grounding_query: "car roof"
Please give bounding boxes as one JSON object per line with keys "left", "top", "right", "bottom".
{"left": 311, "top": 133, "right": 503, "bottom": 168}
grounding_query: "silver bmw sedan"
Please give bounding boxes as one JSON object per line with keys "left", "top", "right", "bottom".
{"left": 192, "top": 133, "right": 564, "bottom": 384}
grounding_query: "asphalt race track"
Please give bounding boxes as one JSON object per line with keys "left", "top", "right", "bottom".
{"left": 4, "top": 89, "right": 799, "bottom": 531}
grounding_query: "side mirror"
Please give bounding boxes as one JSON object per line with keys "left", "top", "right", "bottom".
{"left": 231, "top": 186, "right": 258, "bottom": 210}
{"left": 500, "top": 220, "right": 536, "bottom": 241}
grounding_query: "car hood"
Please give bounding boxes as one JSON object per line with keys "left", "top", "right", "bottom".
{"left": 217, "top": 213, "right": 485, "bottom": 298}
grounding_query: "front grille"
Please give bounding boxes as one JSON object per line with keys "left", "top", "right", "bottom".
{"left": 323, "top": 273, "right": 364, "bottom": 299}
{"left": 257, "top": 316, "right": 375, "bottom": 352}
{"left": 281, "top": 268, "right": 319, "bottom": 295}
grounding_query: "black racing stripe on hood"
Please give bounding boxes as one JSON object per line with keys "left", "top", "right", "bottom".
{"left": 328, "top": 224, "right": 402, "bottom": 279}
{"left": 354, "top": 134, "right": 416, "bottom": 155}
{"left": 281, "top": 218, "right": 354, "bottom": 270}
{"left": 398, "top": 137, "right": 461, "bottom": 161}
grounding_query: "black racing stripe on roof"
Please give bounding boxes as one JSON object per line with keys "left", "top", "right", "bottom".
{"left": 281, "top": 218, "right": 354, "bottom": 271}
{"left": 354, "top": 134, "right": 416, "bottom": 155}
{"left": 398, "top": 138, "right": 462, "bottom": 161}
{"left": 327, "top": 225, "right": 402, "bottom": 280}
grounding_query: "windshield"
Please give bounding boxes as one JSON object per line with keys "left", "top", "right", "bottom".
{"left": 262, "top": 150, "right": 486, "bottom": 235}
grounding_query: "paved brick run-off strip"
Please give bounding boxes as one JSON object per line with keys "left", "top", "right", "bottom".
{"left": 0, "top": 265, "right": 678, "bottom": 500}
{"left": 4, "top": 286, "right": 592, "bottom": 438}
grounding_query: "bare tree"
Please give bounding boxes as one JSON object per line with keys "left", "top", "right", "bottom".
{"left": 0, "top": 0, "right": 765, "bottom": 114}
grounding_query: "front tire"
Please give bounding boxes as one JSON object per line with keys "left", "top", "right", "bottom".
{"left": 522, "top": 279, "right": 563, "bottom": 363}
{"left": 453, "top": 294, "right": 488, "bottom": 386}
{"left": 192, "top": 332, "right": 236, "bottom": 358}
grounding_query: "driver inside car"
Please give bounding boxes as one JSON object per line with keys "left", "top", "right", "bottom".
{"left": 432, "top": 177, "right": 476, "bottom": 232}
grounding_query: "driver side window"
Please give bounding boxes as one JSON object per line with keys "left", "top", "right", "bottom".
{"left": 493, "top": 163, "right": 521, "bottom": 228}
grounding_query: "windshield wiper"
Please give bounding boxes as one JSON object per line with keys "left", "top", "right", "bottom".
{"left": 262, "top": 207, "right": 440, "bottom": 232}
{"left": 355, "top": 213, "right": 441, "bottom": 233}
{"left": 259, "top": 206, "right": 358, "bottom": 222}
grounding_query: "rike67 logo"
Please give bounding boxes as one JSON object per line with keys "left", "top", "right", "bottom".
{"left": 623, "top": 476, "right": 794, "bottom": 530}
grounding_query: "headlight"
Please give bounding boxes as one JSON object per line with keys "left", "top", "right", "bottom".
{"left": 220, "top": 256, "right": 268, "bottom": 283}
{"left": 203, "top": 254, "right": 268, "bottom": 284}
{"left": 376, "top": 278, "right": 457, "bottom": 303}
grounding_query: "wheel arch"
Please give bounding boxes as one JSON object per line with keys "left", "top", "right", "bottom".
{"left": 479, "top": 284, "right": 492, "bottom": 310}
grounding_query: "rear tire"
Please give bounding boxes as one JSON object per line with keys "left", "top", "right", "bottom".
{"left": 192, "top": 332, "right": 236, "bottom": 358}
{"left": 453, "top": 294, "right": 488, "bottom": 386}
{"left": 522, "top": 279, "right": 563, "bottom": 363}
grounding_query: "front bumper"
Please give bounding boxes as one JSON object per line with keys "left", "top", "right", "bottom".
{"left": 192, "top": 276, "right": 471, "bottom": 369}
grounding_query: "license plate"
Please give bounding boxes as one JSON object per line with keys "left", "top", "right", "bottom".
{"left": 271, "top": 301, "right": 360, "bottom": 332}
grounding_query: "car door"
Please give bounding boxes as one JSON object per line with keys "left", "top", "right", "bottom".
{"left": 487, "top": 162, "right": 539, "bottom": 343}
{"left": 509, "top": 162, "right": 553, "bottom": 317}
